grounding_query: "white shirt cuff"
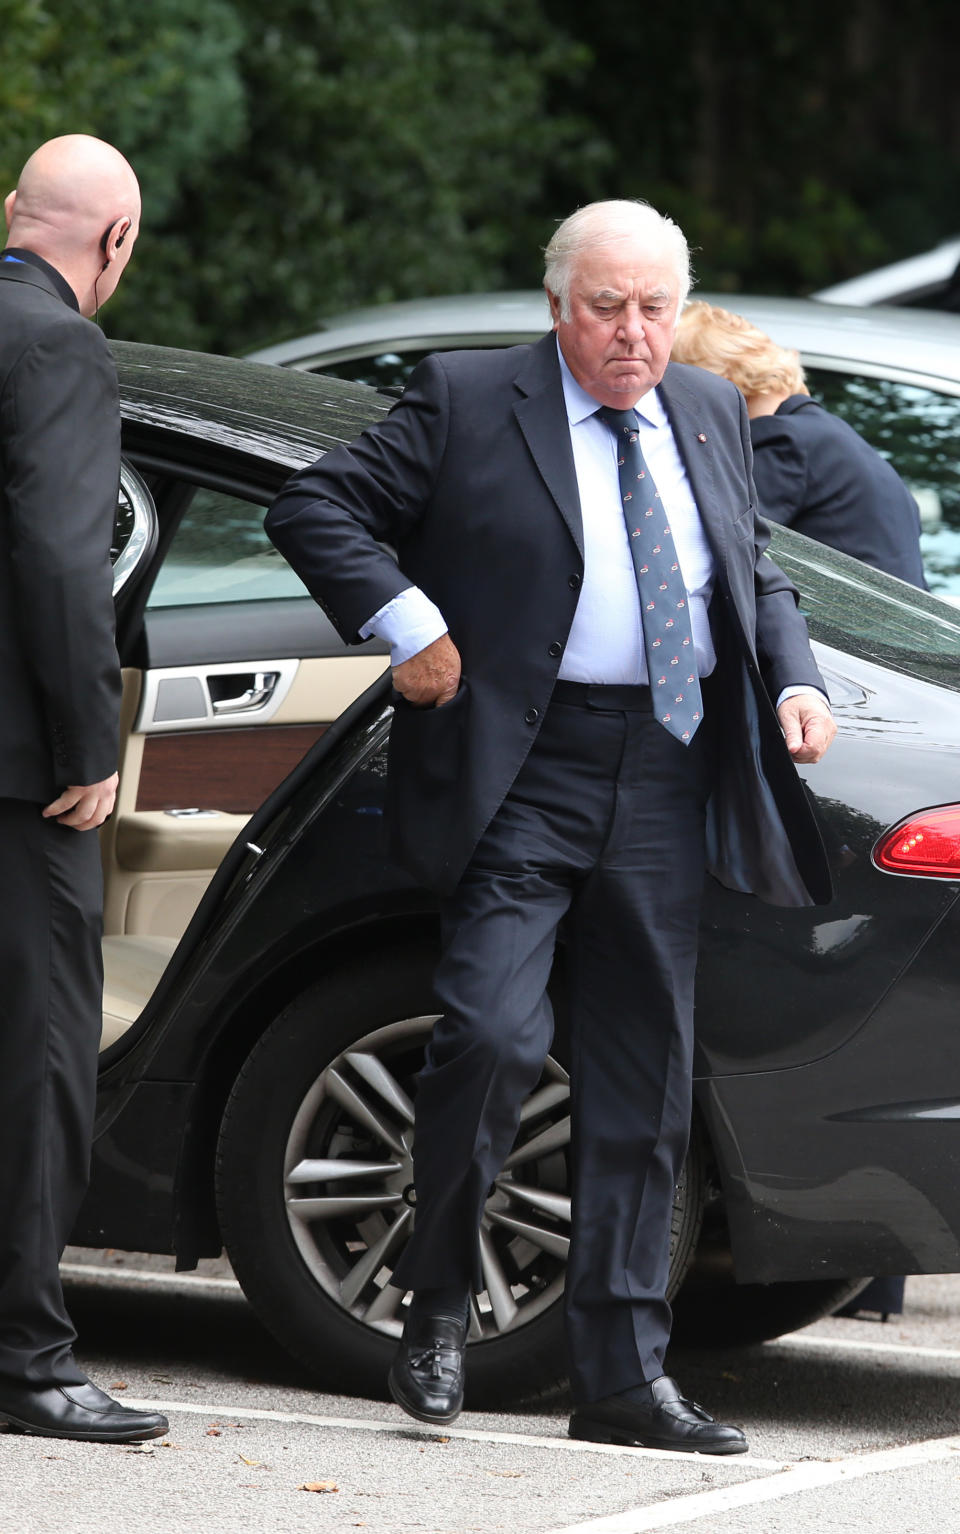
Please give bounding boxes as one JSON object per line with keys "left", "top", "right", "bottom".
{"left": 360, "top": 586, "right": 448, "bottom": 666}
{"left": 776, "top": 684, "right": 832, "bottom": 711}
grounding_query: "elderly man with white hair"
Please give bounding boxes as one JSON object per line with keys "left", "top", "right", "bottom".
{"left": 0, "top": 135, "right": 167, "bottom": 1444}
{"left": 266, "top": 199, "right": 836, "bottom": 1452}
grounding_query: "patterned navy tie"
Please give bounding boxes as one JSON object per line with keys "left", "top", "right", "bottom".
{"left": 596, "top": 406, "right": 703, "bottom": 744}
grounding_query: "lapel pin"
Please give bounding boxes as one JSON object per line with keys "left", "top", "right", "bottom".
{"left": 696, "top": 432, "right": 707, "bottom": 443}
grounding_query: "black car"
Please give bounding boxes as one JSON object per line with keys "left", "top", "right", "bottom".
{"left": 84, "top": 341, "right": 960, "bottom": 1405}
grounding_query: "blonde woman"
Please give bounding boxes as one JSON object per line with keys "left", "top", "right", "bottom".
{"left": 672, "top": 301, "right": 926, "bottom": 587}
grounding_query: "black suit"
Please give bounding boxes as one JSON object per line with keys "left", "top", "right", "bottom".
{"left": 749, "top": 394, "right": 927, "bottom": 588}
{"left": 0, "top": 254, "right": 122, "bottom": 1387}
{"left": 266, "top": 334, "right": 832, "bottom": 1400}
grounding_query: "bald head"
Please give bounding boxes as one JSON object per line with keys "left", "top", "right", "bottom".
{"left": 5, "top": 135, "right": 141, "bottom": 316}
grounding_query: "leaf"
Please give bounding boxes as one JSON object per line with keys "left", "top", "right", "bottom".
{"left": 238, "top": 1455, "right": 263, "bottom": 1467}
{"left": 206, "top": 1429, "right": 221, "bottom": 1437}
{"left": 110, "top": 1381, "right": 129, "bottom": 1391}
{"left": 298, "top": 1481, "right": 339, "bottom": 1494}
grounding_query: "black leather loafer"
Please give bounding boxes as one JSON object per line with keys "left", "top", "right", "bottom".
{"left": 569, "top": 1374, "right": 748, "bottom": 1455}
{"left": 0, "top": 1379, "right": 169, "bottom": 1442}
{"left": 388, "top": 1312, "right": 467, "bottom": 1426}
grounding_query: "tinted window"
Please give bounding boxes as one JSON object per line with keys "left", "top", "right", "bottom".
{"left": 771, "top": 524, "right": 960, "bottom": 693}
{"left": 807, "top": 368, "right": 960, "bottom": 596}
{"left": 148, "top": 486, "right": 308, "bottom": 608}
{"left": 313, "top": 351, "right": 433, "bottom": 390}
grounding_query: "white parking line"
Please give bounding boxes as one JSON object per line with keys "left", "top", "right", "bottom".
{"left": 60, "top": 1262, "right": 960, "bottom": 1368}
{"left": 60, "top": 1262, "right": 242, "bottom": 1293}
{"left": 120, "top": 1396, "right": 784, "bottom": 1470}
{"left": 543, "top": 1433, "right": 960, "bottom": 1533}
{"left": 776, "top": 1330, "right": 960, "bottom": 1364}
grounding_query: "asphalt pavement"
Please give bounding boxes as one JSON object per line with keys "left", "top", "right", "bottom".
{"left": 0, "top": 1253, "right": 958, "bottom": 1533}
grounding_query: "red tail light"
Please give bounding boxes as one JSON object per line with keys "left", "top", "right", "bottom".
{"left": 873, "top": 804, "right": 960, "bottom": 879}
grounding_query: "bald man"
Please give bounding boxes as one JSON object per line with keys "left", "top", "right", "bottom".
{"left": 0, "top": 136, "right": 166, "bottom": 1443}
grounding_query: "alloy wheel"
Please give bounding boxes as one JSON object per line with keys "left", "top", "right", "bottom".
{"left": 283, "top": 1015, "right": 571, "bottom": 1342}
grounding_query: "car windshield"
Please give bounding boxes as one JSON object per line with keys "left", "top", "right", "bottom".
{"left": 771, "top": 524, "right": 960, "bottom": 694}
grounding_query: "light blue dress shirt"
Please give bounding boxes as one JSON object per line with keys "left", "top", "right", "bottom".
{"left": 553, "top": 350, "right": 715, "bottom": 684}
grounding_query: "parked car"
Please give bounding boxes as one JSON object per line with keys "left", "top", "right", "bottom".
{"left": 249, "top": 293, "right": 960, "bottom": 602}
{"left": 813, "top": 237, "right": 960, "bottom": 310}
{"left": 247, "top": 291, "right": 551, "bottom": 386}
{"left": 83, "top": 339, "right": 960, "bottom": 1405}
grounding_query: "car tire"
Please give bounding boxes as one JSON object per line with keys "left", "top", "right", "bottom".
{"left": 216, "top": 949, "right": 708, "bottom": 1405}
{"left": 669, "top": 1275, "right": 870, "bottom": 1349}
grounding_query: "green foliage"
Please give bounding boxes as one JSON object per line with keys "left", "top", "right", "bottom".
{"left": 135, "top": 0, "right": 598, "bottom": 352}
{"left": 3, "top": 1, "right": 959, "bottom": 351}
{"left": 0, "top": 0, "right": 246, "bottom": 338}
{"left": 0, "top": 0, "right": 597, "bottom": 351}
{"left": 542, "top": 0, "right": 960, "bottom": 296}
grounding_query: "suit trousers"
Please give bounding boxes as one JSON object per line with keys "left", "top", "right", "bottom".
{"left": 391, "top": 685, "right": 715, "bottom": 1403}
{"left": 0, "top": 798, "right": 103, "bottom": 1387}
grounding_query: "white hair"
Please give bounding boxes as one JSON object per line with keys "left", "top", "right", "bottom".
{"left": 543, "top": 200, "right": 692, "bottom": 320}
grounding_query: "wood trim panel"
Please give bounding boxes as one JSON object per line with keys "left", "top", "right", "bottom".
{"left": 136, "top": 724, "right": 327, "bottom": 814}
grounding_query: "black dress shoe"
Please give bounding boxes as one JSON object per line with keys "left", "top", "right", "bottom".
{"left": 569, "top": 1375, "right": 748, "bottom": 1455}
{"left": 0, "top": 1379, "right": 168, "bottom": 1443}
{"left": 388, "top": 1311, "right": 468, "bottom": 1426}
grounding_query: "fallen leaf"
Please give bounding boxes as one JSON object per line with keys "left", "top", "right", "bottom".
{"left": 123, "top": 1444, "right": 155, "bottom": 1455}
{"left": 721, "top": 1371, "right": 740, "bottom": 1383}
{"left": 206, "top": 1429, "right": 221, "bottom": 1437}
{"left": 238, "top": 1455, "right": 263, "bottom": 1467}
{"left": 298, "top": 1481, "right": 339, "bottom": 1494}
{"left": 110, "top": 1381, "right": 128, "bottom": 1391}
{"left": 150, "top": 1375, "right": 173, "bottom": 1384}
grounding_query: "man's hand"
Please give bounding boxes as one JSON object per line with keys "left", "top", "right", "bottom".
{"left": 777, "top": 693, "right": 836, "bottom": 764}
{"left": 42, "top": 773, "right": 119, "bottom": 830}
{"left": 392, "top": 633, "right": 462, "bottom": 707}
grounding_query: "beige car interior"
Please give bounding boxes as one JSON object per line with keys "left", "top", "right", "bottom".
{"left": 98, "top": 653, "right": 387, "bottom": 1052}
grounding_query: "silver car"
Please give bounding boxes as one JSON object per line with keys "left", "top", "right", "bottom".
{"left": 248, "top": 292, "right": 960, "bottom": 599}
{"left": 813, "top": 237, "right": 960, "bottom": 309}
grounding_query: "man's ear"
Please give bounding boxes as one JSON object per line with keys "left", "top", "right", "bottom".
{"left": 545, "top": 286, "right": 562, "bottom": 330}
{"left": 4, "top": 190, "right": 16, "bottom": 231}
{"left": 103, "top": 216, "right": 132, "bottom": 260}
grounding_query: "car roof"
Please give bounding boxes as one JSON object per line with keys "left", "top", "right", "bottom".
{"left": 696, "top": 293, "right": 960, "bottom": 390}
{"left": 246, "top": 289, "right": 960, "bottom": 392}
{"left": 246, "top": 291, "right": 553, "bottom": 366}
{"left": 813, "top": 238, "right": 960, "bottom": 307}
{"left": 113, "top": 340, "right": 389, "bottom": 475}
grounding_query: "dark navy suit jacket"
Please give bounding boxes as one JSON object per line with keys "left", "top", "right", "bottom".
{"left": 0, "top": 256, "right": 121, "bottom": 800}
{"left": 750, "top": 395, "right": 926, "bottom": 588}
{"left": 266, "top": 336, "right": 832, "bottom": 907}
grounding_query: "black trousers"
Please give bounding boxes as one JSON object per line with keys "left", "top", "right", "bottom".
{"left": 0, "top": 798, "right": 103, "bottom": 1387}
{"left": 392, "top": 684, "right": 714, "bottom": 1403}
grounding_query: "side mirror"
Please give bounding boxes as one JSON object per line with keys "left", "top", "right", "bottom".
{"left": 112, "top": 459, "right": 158, "bottom": 598}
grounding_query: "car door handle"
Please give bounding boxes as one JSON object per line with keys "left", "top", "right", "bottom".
{"left": 210, "top": 670, "right": 280, "bottom": 715}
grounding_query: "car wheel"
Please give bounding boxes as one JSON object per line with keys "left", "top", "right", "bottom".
{"left": 216, "top": 950, "right": 707, "bottom": 1405}
{"left": 669, "top": 1275, "right": 870, "bottom": 1349}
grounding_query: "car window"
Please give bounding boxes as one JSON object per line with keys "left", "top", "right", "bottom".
{"left": 806, "top": 367, "right": 960, "bottom": 597}
{"left": 147, "top": 486, "right": 309, "bottom": 608}
{"left": 770, "top": 523, "right": 960, "bottom": 693}
{"left": 312, "top": 350, "right": 432, "bottom": 390}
